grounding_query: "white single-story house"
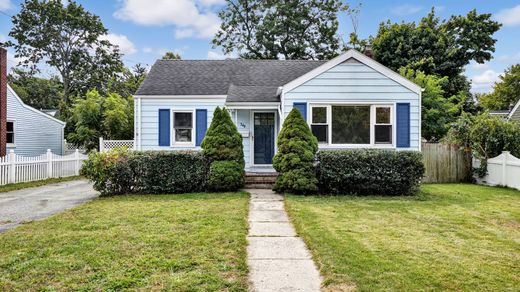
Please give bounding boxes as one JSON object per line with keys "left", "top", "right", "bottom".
{"left": 4, "top": 84, "right": 65, "bottom": 156}
{"left": 133, "top": 49, "right": 422, "bottom": 172}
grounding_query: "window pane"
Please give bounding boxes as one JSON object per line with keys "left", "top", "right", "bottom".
{"left": 175, "top": 129, "right": 192, "bottom": 142}
{"left": 331, "top": 106, "right": 370, "bottom": 144}
{"left": 312, "top": 107, "right": 327, "bottom": 123}
{"left": 174, "top": 112, "right": 192, "bottom": 128}
{"left": 376, "top": 107, "right": 391, "bottom": 124}
{"left": 6, "top": 122, "right": 13, "bottom": 132}
{"left": 375, "top": 125, "right": 392, "bottom": 144}
{"left": 311, "top": 125, "right": 328, "bottom": 142}
{"left": 6, "top": 133, "right": 14, "bottom": 144}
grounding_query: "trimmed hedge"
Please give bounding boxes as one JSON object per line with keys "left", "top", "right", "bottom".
{"left": 208, "top": 160, "right": 244, "bottom": 191}
{"left": 317, "top": 150, "right": 424, "bottom": 196}
{"left": 82, "top": 150, "right": 209, "bottom": 196}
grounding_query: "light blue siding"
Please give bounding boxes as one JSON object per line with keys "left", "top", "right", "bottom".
{"left": 283, "top": 58, "right": 420, "bottom": 151}
{"left": 236, "top": 109, "right": 251, "bottom": 168}
{"left": 6, "top": 86, "right": 64, "bottom": 156}
{"left": 139, "top": 98, "right": 226, "bottom": 150}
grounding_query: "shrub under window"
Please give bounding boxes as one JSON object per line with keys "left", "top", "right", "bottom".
{"left": 317, "top": 149, "right": 424, "bottom": 195}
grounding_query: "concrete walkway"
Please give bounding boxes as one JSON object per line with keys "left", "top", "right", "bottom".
{"left": 0, "top": 179, "right": 98, "bottom": 233}
{"left": 246, "top": 189, "right": 321, "bottom": 292}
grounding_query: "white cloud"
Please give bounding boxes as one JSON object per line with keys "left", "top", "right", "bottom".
{"left": 197, "top": 0, "right": 226, "bottom": 6}
{"left": 495, "top": 5, "right": 520, "bottom": 26}
{"left": 142, "top": 47, "right": 153, "bottom": 54}
{"left": 471, "top": 70, "right": 502, "bottom": 92}
{"left": 471, "top": 62, "right": 489, "bottom": 70}
{"left": 207, "top": 51, "right": 226, "bottom": 60}
{"left": 498, "top": 52, "right": 520, "bottom": 62}
{"left": 0, "top": 34, "right": 6, "bottom": 43}
{"left": 0, "top": 0, "right": 12, "bottom": 11}
{"left": 390, "top": 4, "right": 422, "bottom": 16}
{"left": 114, "top": 0, "right": 221, "bottom": 39}
{"left": 100, "top": 33, "right": 137, "bottom": 55}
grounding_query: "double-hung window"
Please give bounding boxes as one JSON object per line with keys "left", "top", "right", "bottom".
{"left": 6, "top": 121, "right": 14, "bottom": 145}
{"left": 172, "top": 111, "right": 194, "bottom": 145}
{"left": 308, "top": 104, "right": 394, "bottom": 146}
{"left": 374, "top": 106, "right": 392, "bottom": 144}
{"left": 310, "top": 106, "right": 328, "bottom": 143}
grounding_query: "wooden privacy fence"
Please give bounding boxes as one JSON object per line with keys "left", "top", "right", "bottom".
{"left": 422, "top": 143, "right": 472, "bottom": 183}
{"left": 0, "top": 149, "right": 88, "bottom": 185}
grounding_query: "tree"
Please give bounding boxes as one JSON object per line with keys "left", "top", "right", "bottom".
{"left": 107, "top": 64, "right": 147, "bottom": 98}
{"left": 8, "top": 0, "right": 124, "bottom": 103}
{"left": 212, "top": 0, "right": 347, "bottom": 60}
{"left": 67, "top": 90, "right": 133, "bottom": 150}
{"left": 7, "top": 68, "right": 63, "bottom": 109}
{"left": 201, "top": 107, "right": 245, "bottom": 191}
{"left": 446, "top": 112, "right": 520, "bottom": 176}
{"left": 478, "top": 64, "right": 520, "bottom": 110}
{"left": 201, "top": 107, "right": 244, "bottom": 166}
{"left": 273, "top": 108, "right": 318, "bottom": 194}
{"left": 372, "top": 8, "right": 501, "bottom": 97}
{"left": 400, "top": 68, "right": 465, "bottom": 142}
{"left": 162, "top": 52, "right": 181, "bottom": 60}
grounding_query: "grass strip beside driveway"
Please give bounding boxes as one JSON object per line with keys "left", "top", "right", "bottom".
{"left": 0, "top": 176, "right": 82, "bottom": 193}
{"left": 286, "top": 184, "right": 520, "bottom": 291}
{"left": 0, "top": 192, "right": 249, "bottom": 291}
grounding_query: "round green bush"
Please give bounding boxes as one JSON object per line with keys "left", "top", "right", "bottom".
{"left": 208, "top": 160, "right": 244, "bottom": 191}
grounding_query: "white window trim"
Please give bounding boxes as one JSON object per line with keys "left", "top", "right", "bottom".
{"left": 171, "top": 109, "right": 195, "bottom": 147}
{"left": 374, "top": 106, "right": 393, "bottom": 145}
{"left": 308, "top": 103, "right": 396, "bottom": 148}
{"left": 6, "top": 119, "right": 15, "bottom": 147}
{"left": 310, "top": 105, "right": 329, "bottom": 144}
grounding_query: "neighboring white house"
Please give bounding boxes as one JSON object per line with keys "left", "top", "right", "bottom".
{"left": 5, "top": 84, "right": 65, "bottom": 155}
{"left": 133, "top": 49, "right": 422, "bottom": 172}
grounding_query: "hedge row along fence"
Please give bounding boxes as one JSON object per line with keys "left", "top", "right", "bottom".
{"left": 82, "top": 149, "right": 209, "bottom": 196}
{"left": 83, "top": 148, "right": 425, "bottom": 196}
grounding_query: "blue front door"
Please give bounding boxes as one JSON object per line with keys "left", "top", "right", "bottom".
{"left": 254, "top": 112, "right": 275, "bottom": 165}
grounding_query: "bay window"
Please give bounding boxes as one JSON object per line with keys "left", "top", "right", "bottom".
{"left": 308, "top": 104, "right": 394, "bottom": 146}
{"left": 172, "top": 111, "right": 194, "bottom": 145}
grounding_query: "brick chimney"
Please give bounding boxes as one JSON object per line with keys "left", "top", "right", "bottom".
{"left": 364, "top": 45, "right": 374, "bottom": 59}
{"left": 0, "top": 47, "right": 7, "bottom": 157}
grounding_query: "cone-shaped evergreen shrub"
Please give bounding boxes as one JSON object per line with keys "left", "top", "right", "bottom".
{"left": 201, "top": 107, "right": 245, "bottom": 190}
{"left": 201, "top": 107, "right": 245, "bottom": 166}
{"left": 273, "top": 108, "right": 318, "bottom": 194}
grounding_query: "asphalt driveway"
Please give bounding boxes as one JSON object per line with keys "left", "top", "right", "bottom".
{"left": 0, "top": 179, "right": 98, "bottom": 232}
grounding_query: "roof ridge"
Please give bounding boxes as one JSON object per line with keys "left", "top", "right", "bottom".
{"left": 156, "top": 59, "right": 327, "bottom": 62}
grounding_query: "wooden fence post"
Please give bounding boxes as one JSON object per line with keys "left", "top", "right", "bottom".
{"left": 47, "top": 149, "right": 53, "bottom": 178}
{"left": 8, "top": 150, "right": 15, "bottom": 184}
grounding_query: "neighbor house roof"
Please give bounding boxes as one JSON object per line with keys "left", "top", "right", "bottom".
{"left": 508, "top": 99, "right": 520, "bottom": 122}
{"left": 135, "top": 59, "right": 326, "bottom": 101}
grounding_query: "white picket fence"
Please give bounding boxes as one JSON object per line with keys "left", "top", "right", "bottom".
{"left": 0, "top": 149, "right": 88, "bottom": 186}
{"left": 99, "top": 137, "right": 135, "bottom": 152}
{"left": 474, "top": 151, "right": 520, "bottom": 190}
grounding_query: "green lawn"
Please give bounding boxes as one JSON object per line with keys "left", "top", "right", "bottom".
{"left": 286, "top": 184, "right": 520, "bottom": 291}
{"left": 0, "top": 193, "right": 249, "bottom": 291}
{"left": 0, "top": 176, "right": 82, "bottom": 193}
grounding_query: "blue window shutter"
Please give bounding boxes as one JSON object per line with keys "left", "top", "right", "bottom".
{"left": 196, "top": 109, "right": 208, "bottom": 146}
{"left": 396, "top": 103, "right": 410, "bottom": 148}
{"left": 158, "top": 109, "right": 170, "bottom": 146}
{"left": 293, "top": 102, "right": 307, "bottom": 121}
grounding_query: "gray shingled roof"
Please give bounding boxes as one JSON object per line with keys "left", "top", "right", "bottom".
{"left": 135, "top": 59, "right": 326, "bottom": 102}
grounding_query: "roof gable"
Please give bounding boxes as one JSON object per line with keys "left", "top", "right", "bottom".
{"left": 7, "top": 85, "right": 65, "bottom": 126}
{"left": 282, "top": 49, "right": 422, "bottom": 94}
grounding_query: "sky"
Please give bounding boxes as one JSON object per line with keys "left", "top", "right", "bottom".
{"left": 1, "top": 0, "right": 519, "bottom": 93}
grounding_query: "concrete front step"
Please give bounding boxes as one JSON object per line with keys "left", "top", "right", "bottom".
{"left": 244, "top": 183, "right": 273, "bottom": 189}
{"left": 245, "top": 172, "right": 278, "bottom": 189}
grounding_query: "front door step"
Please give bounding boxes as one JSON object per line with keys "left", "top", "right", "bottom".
{"left": 245, "top": 172, "right": 278, "bottom": 189}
